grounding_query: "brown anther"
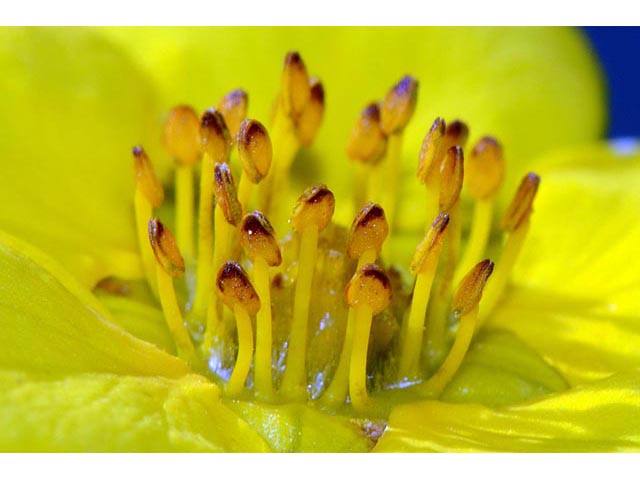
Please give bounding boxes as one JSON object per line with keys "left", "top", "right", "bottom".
{"left": 217, "top": 89, "right": 248, "bottom": 142}
{"left": 133, "top": 146, "right": 164, "bottom": 207}
{"left": 281, "top": 51, "right": 311, "bottom": 120}
{"left": 466, "top": 136, "right": 504, "bottom": 200}
{"left": 214, "top": 163, "right": 243, "bottom": 226}
{"left": 346, "top": 103, "right": 388, "bottom": 165}
{"left": 443, "top": 120, "right": 470, "bottom": 151}
{"left": 452, "top": 259, "right": 494, "bottom": 315}
{"left": 291, "top": 184, "right": 335, "bottom": 233}
{"left": 410, "top": 213, "right": 450, "bottom": 274}
{"left": 380, "top": 75, "right": 419, "bottom": 135}
{"left": 501, "top": 173, "right": 541, "bottom": 232}
{"left": 417, "top": 117, "right": 446, "bottom": 183}
{"left": 163, "top": 105, "right": 202, "bottom": 166}
{"left": 237, "top": 119, "right": 272, "bottom": 183}
{"left": 216, "top": 261, "right": 261, "bottom": 315}
{"left": 200, "top": 108, "right": 231, "bottom": 163}
{"left": 148, "top": 218, "right": 185, "bottom": 278}
{"left": 240, "top": 211, "right": 282, "bottom": 267}
{"left": 345, "top": 264, "right": 392, "bottom": 316}
{"left": 297, "top": 78, "right": 325, "bottom": 147}
{"left": 347, "top": 203, "right": 389, "bottom": 259}
{"left": 439, "top": 146, "right": 464, "bottom": 211}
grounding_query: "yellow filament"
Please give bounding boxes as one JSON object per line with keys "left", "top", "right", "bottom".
{"left": 225, "top": 305, "right": 254, "bottom": 397}
{"left": 379, "top": 133, "right": 402, "bottom": 230}
{"left": 203, "top": 208, "right": 234, "bottom": 352}
{"left": 155, "top": 265, "right": 195, "bottom": 359}
{"left": 426, "top": 201, "right": 461, "bottom": 362}
{"left": 280, "top": 224, "right": 319, "bottom": 400}
{"left": 349, "top": 304, "right": 373, "bottom": 411}
{"left": 322, "top": 248, "right": 376, "bottom": 405}
{"left": 134, "top": 189, "right": 158, "bottom": 295}
{"left": 192, "top": 153, "right": 215, "bottom": 317}
{"left": 479, "top": 219, "right": 530, "bottom": 325}
{"left": 421, "top": 305, "right": 478, "bottom": 398}
{"left": 260, "top": 110, "right": 299, "bottom": 229}
{"left": 253, "top": 255, "right": 274, "bottom": 401}
{"left": 397, "top": 260, "right": 439, "bottom": 379}
{"left": 455, "top": 198, "right": 494, "bottom": 285}
{"left": 175, "top": 164, "right": 195, "bottom": 261}
{"left": 237, "top": 173, "right": 254, "bottom": 213}
{"left": 424, "top": 173, "right": 440, "bottom": 232}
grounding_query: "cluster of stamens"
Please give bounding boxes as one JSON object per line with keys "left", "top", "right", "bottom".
{"left": 130, "top": 51, "right": 540, "bottom": 412}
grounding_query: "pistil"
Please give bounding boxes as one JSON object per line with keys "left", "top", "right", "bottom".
{"left": 280, "top": 184, "right": 335, "bottom": 400}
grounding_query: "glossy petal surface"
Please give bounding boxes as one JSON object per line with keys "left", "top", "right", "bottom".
{"left": 375, "top": 370, "right": 640, "bottom": 452}
{"left": 488, "top": 142, "right": 640, "bottom": 385}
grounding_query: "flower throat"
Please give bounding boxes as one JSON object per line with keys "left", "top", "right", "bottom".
{"left": 129, "top": 51, "right": 540, "bottom": 413}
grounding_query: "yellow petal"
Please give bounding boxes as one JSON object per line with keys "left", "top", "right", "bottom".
{"left": 229, "top": 401, "right": 373, "bottom": 452}
{"left": 441, "top": 330, "right": 568, "bottom": 407}
{"left": 95, "top": 290, "right": 177, "bottom": 355}
{"left": 0, "top": 28, "right": 165, "bottom": 287}
{"left": 101, "top": 27, "right": 605, "bottom": 228}
{"left": 375, "top": 370, "right": 640, "bottom": 452}
{"left": 488, "top": 142, "right": 640, "bottom": 385}
{"left": 0, "top": 229, "right": 188, "bottom": 377}
{"left": 0, "top": 372, "right": 269, "bottom": 452}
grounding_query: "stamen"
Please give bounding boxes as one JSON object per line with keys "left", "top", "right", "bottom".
{"left": 398, "top": 213, "right": 449, "bottom": 379}
{"left": 427, "top": 146, "right": 464, "bottom": 362}
{"left": 236, "top": 119, "right": 272, "bottom": 211}
{"left": 297, "top": 78, "right": 325, "bottom": 147}
{"left": 217, "top": 89, "right": 249, "bottom": 144}
{"left": 376, "top": 76, "right": 418, "bottom": 234}
{"left": 480, "top": 173, "right": 540, "bottom": 322}
{"left": 455, "top": 136, "right": 504, "bottom": 284}
{"left": 422, "top": 259, "right": 493, "bottom": 397}
{"left": 132, "top": 146, "right": 164, "bottom": 294}
{"left": 442, "top": 120, "right": 470, "bottom": 152}
{"left": 379, "top": 75, "right": 419, "bottom": 136}
{"left": 417, "top": 118, "right": 446, "bottom": 226}
{"left": 346, "top": 103, "right": 388, "bottom": 211}
{"left": 192, "top": 109, "right": 231, "bottom": 318}
{"left": 281, "top": 184, "right": 335, "bottom": 400}
{"left": 323, "top": 203, "right": 389, "bottom": 405}
{"left": 239, "top": 211, "right": 282, "bottom": 401}
{"left": 148, "top": 218, "right": 195, "bottom": 358}
{"left": 204, "top": 162, "right": 243, "bottom": 350}
{"left": 164, "top": 105, "right": 201, "bottom": 260}
{"left": 259, "top": 52, "right": 311, "bottom": 228}
{"left": 344, "top": 264, "right": 392, "bottom": 410}
{"left": 280, "top": 51, "right": 311, "bottom": 121}
{"left": 216, "top": 261, "right": 261, "bottom": 397}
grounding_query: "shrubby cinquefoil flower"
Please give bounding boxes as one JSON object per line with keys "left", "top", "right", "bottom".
{"left": 1, "top": 27, "right": 640, "bottom": 452}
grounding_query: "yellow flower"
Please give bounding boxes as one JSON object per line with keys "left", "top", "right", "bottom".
{"left": 2, "top": 27, "right": 640, "bottom": 452}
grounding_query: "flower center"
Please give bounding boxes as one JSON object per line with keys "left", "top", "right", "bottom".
{"left": 129, "top": 51, "right": 540, "bottom": 414}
